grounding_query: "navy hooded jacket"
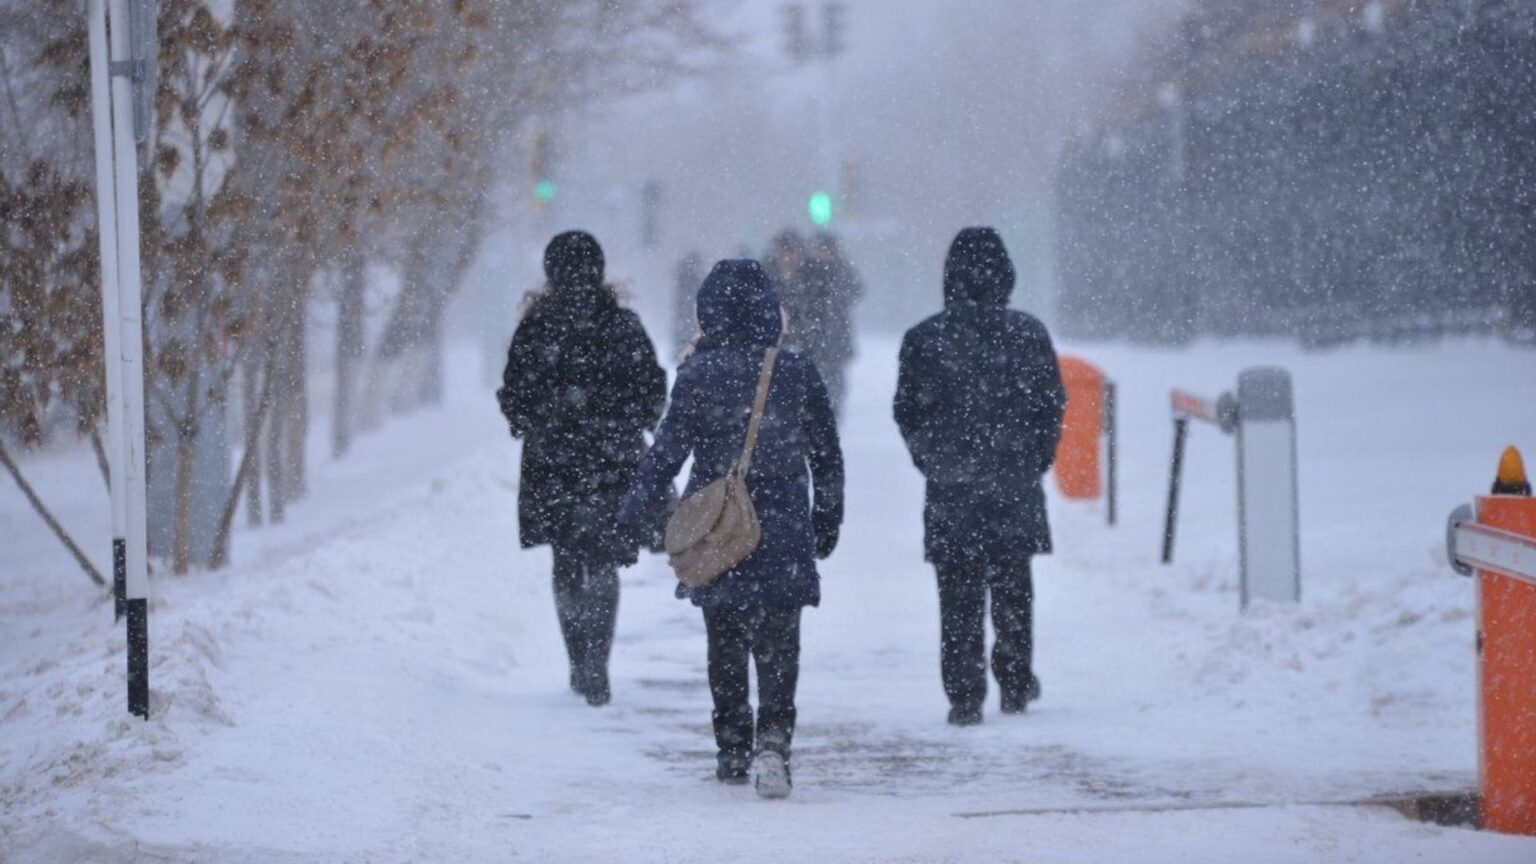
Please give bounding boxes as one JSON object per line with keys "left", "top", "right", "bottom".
{"left": 893, "top": 228, "right": 1066, "bottom": 565}
{"left": 620, "top": 259, "right": 844, "bottom": 609}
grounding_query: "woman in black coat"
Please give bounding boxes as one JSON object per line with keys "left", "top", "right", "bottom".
{"left": 893, "top": 227, "right": 1066, "bottom": 726}
{"left": 619, "top": 259, "right": 843, "bottom": 798}
{"left": 497, "top": 231, "right": 667, "bottom": 706}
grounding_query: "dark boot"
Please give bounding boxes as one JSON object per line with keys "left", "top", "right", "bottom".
{"left": 1000, "top": 675, "right": 1041, "bottom": 715}
{"left": 991, "top": 562, "right": 1037, "bottom": 715}
{"left": 716, "top": 752, "right": 750, "bottom": 785}
{"left": 552, "top": 552, "right": 587, "bottom": 696}
{"left": 752, "top": 606, "right": 802, "bottom": 761}
{"left": 704, "top": 606, "right": 755, "bottom": 763}
{"left": 936, "top": 562, "right": 988, "bottom": 724}
{"left": 947, "top": 703, "right": 984, "bottom": 726}
{"left": 581, "top": 565, "right": 619, "bottom": 707}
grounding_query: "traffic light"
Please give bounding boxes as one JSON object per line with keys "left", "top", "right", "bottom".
{"left": 808, "top": 190, "right": 833, "bottom": 227}
{"left": 530, "top": 127, "right": 556, "bottom": 204}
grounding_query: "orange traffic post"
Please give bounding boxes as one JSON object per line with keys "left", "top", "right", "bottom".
{"left": 1449, "top": 445, "right": 1536, "bottom": 835}
{"left": 1477, "top": 447, "right": 1536, "bottom": 835}
{"left": 1054, "top": 356, "right": 1106, "bottom": 501}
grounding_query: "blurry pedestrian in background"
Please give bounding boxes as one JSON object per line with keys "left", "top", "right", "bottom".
{"left": 620, "top": 259, "right": 843, "bottom": 799}
{"left": 893, "top": 227, "right": 1066, "bottom": 726}
{"left": 497, "top": 231, "right": 667, "bottom": 706}
{"left": 671, "top": 251, "right": 705, "bottom": 358}
{"left": 765, "top": 229, "right": 810, "bottom": 342}
{"left": 799, "top": 232, "right": 863, "bottom": 417}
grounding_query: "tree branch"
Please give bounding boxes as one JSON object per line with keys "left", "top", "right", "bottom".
{"left": 209, "top": 354, "right": 274, "bottom": 570}
{"left": 89, "top": 425, "right": 111, "bottom": 491}
{"left": 0, "top": 438, "right": 107, "bottom": 588}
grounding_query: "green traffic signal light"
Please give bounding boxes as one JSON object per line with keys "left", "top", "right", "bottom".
{"left": 535, "top": 179, "right": 558, "bottom": 203}
{"left": 808, "top": 190, "right": 832, "bottom": 226}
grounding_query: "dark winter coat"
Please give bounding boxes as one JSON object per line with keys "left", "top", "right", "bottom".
{"left": 796, "top": 241, "right": 862, "bottom": 368}
{"left": 498, "top": 273, "right": 667, "bottom": 567}
{"left": 620, "top": 259, "right": 844, "bottom": 610}
{"left": 893, "top": 227, "right": 1067, "bottom": 566}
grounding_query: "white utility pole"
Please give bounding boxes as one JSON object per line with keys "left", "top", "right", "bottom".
{"left": 87, "top": 0, "right": 128, "bottom": 622}
{"left": 87, "top": 0, "right": 154, "bottom": 719}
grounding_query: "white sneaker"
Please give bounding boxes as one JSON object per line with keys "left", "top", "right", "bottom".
{"left": 751, "top": 750, "right": 792, "bottom": 800}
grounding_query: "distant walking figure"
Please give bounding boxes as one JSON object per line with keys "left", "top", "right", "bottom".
{"left": 620, "top": 259, "right": 843, "bottom": 798}
{"left": 893, "top": 227, "right": 1066, "bottom": 726}
{"left": 497, "top": 231, "right": 667, "bottom": 706}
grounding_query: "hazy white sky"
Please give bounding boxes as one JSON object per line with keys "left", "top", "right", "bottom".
{"left": 522, "top": 0, "right": 1186, "bottom": 326}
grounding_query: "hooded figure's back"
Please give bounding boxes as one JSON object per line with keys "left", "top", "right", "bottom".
{"left": 620, "top": 260, "right": 843, "bottom": 609}
{"left": 894, "top": 228, "right": 1066, "bottom": 564}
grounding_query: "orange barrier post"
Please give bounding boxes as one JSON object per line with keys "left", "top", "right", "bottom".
{"left": 1054, "top": 357, "right": 1105, "bottom": 501}
{"left": 1478, "top": 448, "right": 1536, "bottom": 835}
{"left": 1448, "top": 445, "right": 1536, "bottom": 835}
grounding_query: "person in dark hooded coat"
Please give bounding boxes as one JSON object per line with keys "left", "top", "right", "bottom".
{"left": 799, "top": 231, "right": 863, "bottom": 417}
{"left": 497, "top": 231, "right": 667, "bottom": 706}
{"left": 671, "top": 251, "right": 706, "bottom": 356}
{"left": 619, "top": 259, "right": 843, "bottom": 796}
{"left": 893, "top": 227, "right": 1066, "bottom": 726}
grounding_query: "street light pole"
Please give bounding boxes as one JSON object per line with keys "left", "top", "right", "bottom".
{"left": 780, "top": 2, "right": 849, "bottom": 227}
{"left": 87, "top": 0, "right": 128, "bottom": 623}
{"left": 88, "top": 0, "right": 154, "bottom": 719}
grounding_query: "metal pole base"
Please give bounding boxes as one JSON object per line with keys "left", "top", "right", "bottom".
{"left": 126, "top": 598, "right": 148, "bottom": 718}
{"left": 113, "top": 538, "right": 126, "bottom": 622}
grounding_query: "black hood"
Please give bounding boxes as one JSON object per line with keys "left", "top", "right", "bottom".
{"left": 543, "top": 230, "right": 605, "bottom": 289}
{"left": 943, "top": 227, "right": 1015, "bottom": 307}
{"left": 696, "top": 259, "right": 782, "bottom": 350}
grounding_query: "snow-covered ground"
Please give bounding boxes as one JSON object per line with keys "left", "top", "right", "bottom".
{"left": 3, "top": 336, "right": 1535, "bottom": 863}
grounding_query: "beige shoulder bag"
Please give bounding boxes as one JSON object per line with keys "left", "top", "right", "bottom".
{"left": 664, "top": 347, "right": 780, "bottom": 587}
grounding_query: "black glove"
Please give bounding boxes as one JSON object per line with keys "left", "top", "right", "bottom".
{"left": 648, "top": 482, "right": 679, "bottom": 554}
{"left": 616, "top": 514, "right": 650, "bottom": 553}
{"left": 813, "top": 504, "right": 841, "bottom": 560}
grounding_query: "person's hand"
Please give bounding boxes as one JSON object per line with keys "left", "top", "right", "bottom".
{"left": 814, "top": 508, "right": 840, "bottom": 560}
{"left": 646, "top": 521, "right": 668, "bottom": 555}
{"left": 617, "top": 513, "right": 650, "bottom": 551}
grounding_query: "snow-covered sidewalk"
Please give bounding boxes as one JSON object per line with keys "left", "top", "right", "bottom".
{"left": 3, "top": 337, "right": 1535, "bottom": 863}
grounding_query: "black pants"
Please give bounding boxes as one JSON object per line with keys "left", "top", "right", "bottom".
{"left": 935, "top": 558, "right": 1034, "bottom": 710}
{"left": 703, "top": 604, "right": 802, "bottom": 761}
{"left": 552, "top": 548, "right": 619, "bottom": 681}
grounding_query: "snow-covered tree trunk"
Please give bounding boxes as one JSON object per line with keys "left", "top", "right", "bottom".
{"left": 333, "top": 249, "right": 367, "bottom": 457}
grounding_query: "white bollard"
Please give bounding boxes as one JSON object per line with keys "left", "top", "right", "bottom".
{"left": 1235, "top": 368, "right": 1300, "bottom": 607}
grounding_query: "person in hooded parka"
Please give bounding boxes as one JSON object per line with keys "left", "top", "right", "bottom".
{"left": 671, "top": 250, "right": 705, "bottom": 357}
{"left": 893, "top": 227, "right": 1067, "bottom": 726}
{"left": 799, "top": 232, "right": 863, "bottom": 417}
{"left": 765, "top": 229, "right": 811, "bottom": 345}
{"left": 619, "top": 259, "right": 843, "bottom": 799}
{"left": 497, "top": 231, "right": 667, "bottom": 707}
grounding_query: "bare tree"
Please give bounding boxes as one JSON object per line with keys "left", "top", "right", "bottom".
{"left": 1, "top": 0, "right": 733, "bottom": 580}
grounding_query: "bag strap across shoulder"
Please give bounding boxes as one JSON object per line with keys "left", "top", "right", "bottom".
{"left": 736, "top": 346, "right": 781, "bottom": 474}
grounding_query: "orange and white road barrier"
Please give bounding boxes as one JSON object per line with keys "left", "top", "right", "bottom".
{"left": 1162, "top": 369, "right": 1300, "bottom": 611}
{"left": 1446, "top": 445, "right": 1536, "bottom": 835}
{"left": 1053, "top": 356, "right": 1118, "bottom": 525}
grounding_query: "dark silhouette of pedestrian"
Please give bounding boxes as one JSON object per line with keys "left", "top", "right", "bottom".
{"left": 800, "top": 231, "right": 862, "bottom": 416}
{"left": 671, "top": 251, "right": 705, "bottom": 357}
{"left": 497, "top": 231, "right": 667, "bottom": 706}
{"left": 893, "top": 227, "right": 1066, "bottom": 726}
{"left": 620, "top": 259, "right": 843, "bottom": 798}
